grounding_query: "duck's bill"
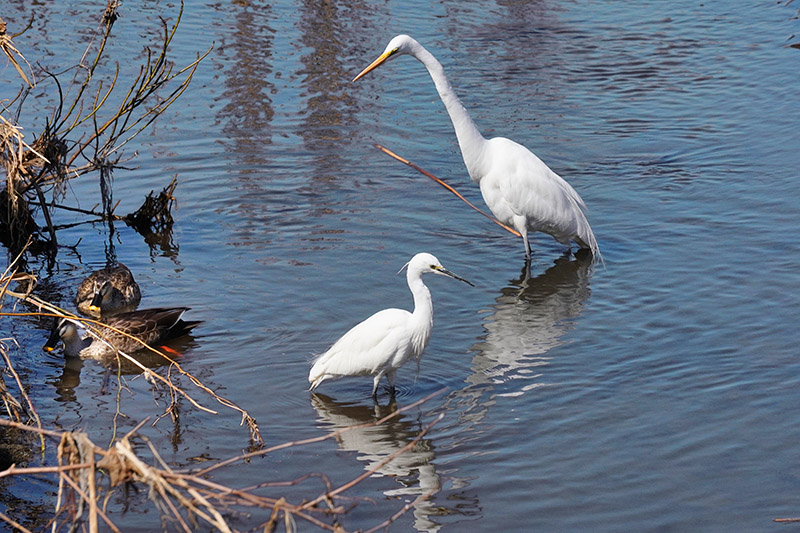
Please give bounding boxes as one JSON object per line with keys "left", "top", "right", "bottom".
{"left": 43, "top": 329, "right": 60, "bottom": 352}
{"left": 89, "top": 292, "right": 103, "bottom": 312}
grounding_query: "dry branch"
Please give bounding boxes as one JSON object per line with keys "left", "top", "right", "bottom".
{"left": 0, "top": 17, "right": 35, "bottom": 88}
{"left": 0, "top": 390, "right": 447, "bottom": 532}
{"left": 375, "top": 143, "right": 522, "bottom": 237}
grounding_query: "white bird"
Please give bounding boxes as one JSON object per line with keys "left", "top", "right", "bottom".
{"left": 308, "top": 252, "right": 473, "bottom": 397}
{"left": 354, "top": 35, "right": 600, "bottom": 261}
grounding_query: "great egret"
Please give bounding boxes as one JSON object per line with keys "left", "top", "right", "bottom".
{"left": 75, "top": 263, "right": 141, "bottom": 317}
{"left": 354, "top": 35, "right": 600, "bottom": 261}
{"left": 44, "top": 308, "right": 200, "bottom": 359}
{"left": 308, "top": 252, "right": 473, "bottom": 397}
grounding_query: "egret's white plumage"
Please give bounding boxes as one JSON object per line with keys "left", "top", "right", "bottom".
{"left": 354, "top": 35, "right": 600, "bottom": 261}
{"left": 308, "top": 252, "right": 473, "bottom": 397}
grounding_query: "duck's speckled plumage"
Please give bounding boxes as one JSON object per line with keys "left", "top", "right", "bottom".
{"left": 75, "top": 263, "right": 141, "bottom": 318}
{"left": 44, "top": 308, "right": 201, "bottom": 360}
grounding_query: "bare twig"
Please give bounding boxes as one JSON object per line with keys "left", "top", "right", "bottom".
{"left": 0, "top": 341, "right": 44, "bottom": 449}
{"left": 364, "top": 488, "right": 438, "bottom": 533}
{"left": 375, "top": 143, "right": 521, "bottom": 237}
{"left": 0, "top": 17, "right": 36, "bottom": 87}
{"left": 301, "top": 413, "right": 445, "bottom": 510}
{"left": 0, "top": 511, "right": 33, "bottom": 533}
{"left": 196, "top": 388, "right": 447, "bottom": 477}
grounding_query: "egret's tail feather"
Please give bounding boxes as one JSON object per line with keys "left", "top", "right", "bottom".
{"left": 573, "top": 223, "right": 602, "bottom": 265}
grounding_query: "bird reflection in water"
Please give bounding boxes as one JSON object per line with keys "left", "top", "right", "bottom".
{"left": 468, "top": 251, "right": 593, "bottom": 397}
{"left": 49, "top": 334, "right": 200, "bottom": 425}
{"left": 310, "top": 393, "right": 442, "bottom": 532}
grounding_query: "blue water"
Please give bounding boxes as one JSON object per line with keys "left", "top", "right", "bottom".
{"left": 2, "top": 0, "right": 800, "bottom": 530}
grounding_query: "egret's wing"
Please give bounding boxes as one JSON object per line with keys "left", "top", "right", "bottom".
{"left": 487, "top": 137, "right": 596, "bottom": 246}
{"left": 310, "top": 308, "right": 412, "bottom": 379}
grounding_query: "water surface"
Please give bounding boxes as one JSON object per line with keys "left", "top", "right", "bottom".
{"left": 2, "top": 0, "right": 800, "bottom": 530}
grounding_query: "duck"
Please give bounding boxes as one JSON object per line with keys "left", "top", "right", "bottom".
{"left": 75, "top": 263, "right": 141, "bottom": 318}
{"left": 43, "top": 308, "right": 201, "bottom": 360}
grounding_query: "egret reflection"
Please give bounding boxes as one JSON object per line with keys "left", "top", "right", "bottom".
{"left": 310, "top": 393, "right": 442, "bottom": 532}
{"left": 468, "top": 251, "right": 593, "bottom": 396}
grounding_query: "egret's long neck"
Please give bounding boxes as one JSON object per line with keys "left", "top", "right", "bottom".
{"left": 407, "top": 272, "right": 434, "bottom": 354}
{"left": 413, "top": 45, "right": 487, "bottom": 181}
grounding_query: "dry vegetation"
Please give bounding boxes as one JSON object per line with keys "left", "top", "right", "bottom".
{"left": 1, "top": 1, "right": 206, "bottom": 258}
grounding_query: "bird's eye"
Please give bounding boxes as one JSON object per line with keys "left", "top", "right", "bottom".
{"left": 430, "top": 265, "right": 437, "bottom": 270}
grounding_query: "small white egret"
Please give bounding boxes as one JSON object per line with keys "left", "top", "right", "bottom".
{"left": 308, "top": 252, "right": 473, "bottom": 397}
{"left": 354, "top": 35, "right": 600, "bottom": 261}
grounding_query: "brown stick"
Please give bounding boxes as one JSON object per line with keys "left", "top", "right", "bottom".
{"left": 0, "top": 462, "right": 93, "bottom": 479}
{"left": 375, "top": 144, "right": 522, "bottom": 237}
{"left": 3, "top": 310, "right": 220, "bottom": 415}
{"left": 0, "top": 510, "right": 33, "bottom": 533}
{"left": 364, "top": 488, "right": 438, "bottom": 533}
{"left": 88, "top": 440, "right": 98, "bottom": 533}
{"left": 57, "top": 469, "right": 121, "bottom": 533}
{"left": 0, "top": 343, "right": 44, "bottom": 448}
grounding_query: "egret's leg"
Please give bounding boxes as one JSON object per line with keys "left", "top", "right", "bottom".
{"left": 372, "top": 372, "right": 385, "bottom": 398}
{"left": 517, "top": 224, "right": 532, "bottom": 279}
{"left": 516, "top": 220, "right": 531, "bottom": 260}
{"left": 510, "top": 215, "right": 531, "bottom": 259}
{"left": 386, "top": 371, "right": 397, "bottom": 396}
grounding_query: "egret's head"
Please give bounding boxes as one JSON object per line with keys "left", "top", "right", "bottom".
{"left": 401, "top": 252, "right": 474, "bottom": 286}
{"left": 353, "top": 34, "right": 419, "bottom": 82}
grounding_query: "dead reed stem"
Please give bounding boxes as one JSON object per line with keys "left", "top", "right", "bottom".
{"left": 375, "top": 143, "right": 522, "bottom": 237}
{"left": 0, "top": 390, "right": 447, "bottom": 532}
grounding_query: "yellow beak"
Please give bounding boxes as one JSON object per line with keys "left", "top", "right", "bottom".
{"left": 353, "top": 50, "right": 394, "bottom": 82}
